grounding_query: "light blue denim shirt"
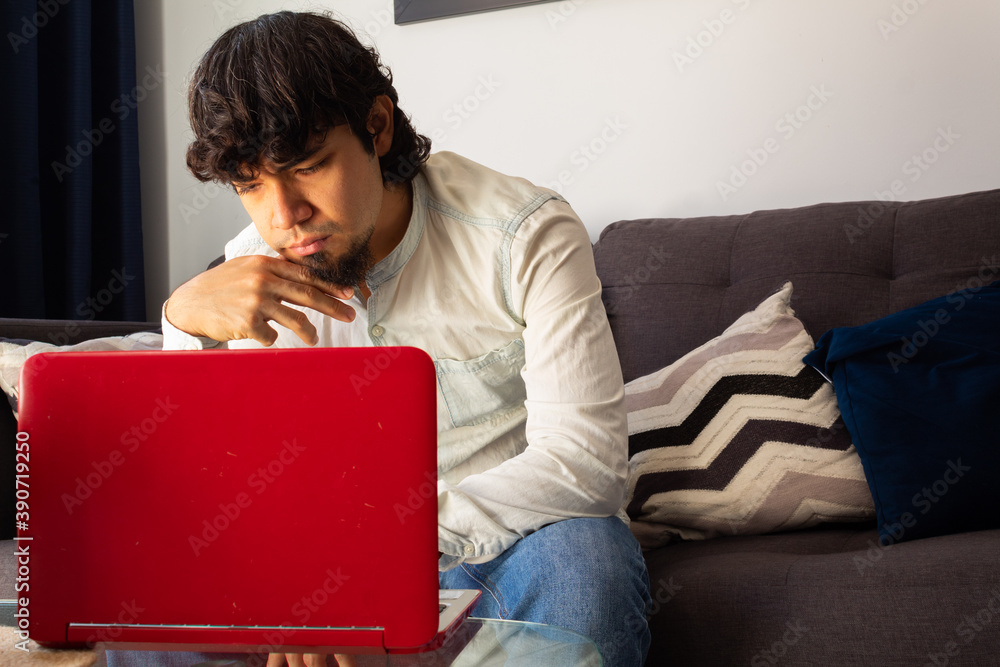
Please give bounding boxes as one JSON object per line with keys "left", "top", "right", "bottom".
{"left": 163, "top": 152, "right": 629, "bottom": 570}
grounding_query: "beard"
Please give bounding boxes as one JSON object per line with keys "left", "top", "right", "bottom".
{"left": 297, "top": 225, "right": 376, "bottom": 289}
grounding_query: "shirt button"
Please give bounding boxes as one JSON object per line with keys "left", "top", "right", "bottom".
{"left": 371, "top": 325, "right": 385, "bottom": 337}
{"left": 463, "top": 545, "right": 475, "bottom": 555}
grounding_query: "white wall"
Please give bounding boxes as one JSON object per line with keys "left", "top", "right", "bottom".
{"left": 139, "top": 0, "right": 1000, "bottom": 320}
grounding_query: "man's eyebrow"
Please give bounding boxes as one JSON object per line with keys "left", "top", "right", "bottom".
{"left": 229, "top": 142, "right": 328, "bottom": 183}
{"left": 275, "top": 145, "right": 324, "bottom": 173}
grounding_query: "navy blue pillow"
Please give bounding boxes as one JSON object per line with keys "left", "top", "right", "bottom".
{"left": 804, "top": 282, "right": 1000, "bottom": 545}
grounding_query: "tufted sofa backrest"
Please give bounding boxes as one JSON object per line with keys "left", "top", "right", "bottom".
{"left": 593, "top": 189, "right": 1000, "bottom": 383}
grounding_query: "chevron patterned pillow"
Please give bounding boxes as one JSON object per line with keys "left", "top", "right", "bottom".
{"left": 624, "top": 282, "right": 875, "bottom": 548}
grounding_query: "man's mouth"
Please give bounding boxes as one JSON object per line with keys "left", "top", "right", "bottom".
{"left": 286, "top": 235, "right": 330, "bottom": 257}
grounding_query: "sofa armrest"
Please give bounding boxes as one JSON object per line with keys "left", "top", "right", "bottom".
{"left": 0, "top": 318, "right": 160, "bottom": 345}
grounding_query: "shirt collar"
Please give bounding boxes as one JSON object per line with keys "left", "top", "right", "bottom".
{"left": 364, "top": 172, "right": 427, "bottom": 289}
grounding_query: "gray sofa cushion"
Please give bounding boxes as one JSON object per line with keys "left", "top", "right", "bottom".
{"left": 643, "top": 523, "right": 1000, "bottom": 665}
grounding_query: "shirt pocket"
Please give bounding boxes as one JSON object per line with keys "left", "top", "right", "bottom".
{"left": 435, "top": 338, "right": 527, "bottom": 428}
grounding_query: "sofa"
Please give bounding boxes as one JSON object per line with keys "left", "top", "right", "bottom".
{"left": 2, "top": 187, "right": 999, "bottom": 665}
{"left": 593, "top": 187, "right": 1000, "bottom": 665}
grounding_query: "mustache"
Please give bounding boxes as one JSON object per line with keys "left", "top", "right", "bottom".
{"left": 277, "top": 223, "right": 341, "bottom": 248}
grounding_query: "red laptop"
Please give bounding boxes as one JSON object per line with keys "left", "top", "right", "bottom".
{"left": 16, "top": 347, "right": 478, "bottom": 654}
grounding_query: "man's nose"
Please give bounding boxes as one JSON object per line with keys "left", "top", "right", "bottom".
{"left": 270, "top": 183, "right": 311, "bottom": 230}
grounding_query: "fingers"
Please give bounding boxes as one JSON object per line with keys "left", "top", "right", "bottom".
{"left": 333, "top": 654, "right": 356, "bottom": 667}
{"left": 166, "top": 254, "right": 360, "bottom": 346}
{"left": 253, "top": 260, "right": 358, "bottom": 342}
{"left": 267, "top": 277, "right": 357, "bottom": 325}
{"left": 252, "top": 302, "right": 317, "bottom": 346}
{"left": 269, "top": 257, "right": 356, "bottom": 300}
{"left": 266, "top": 652, "right": 334, "bottom": 667}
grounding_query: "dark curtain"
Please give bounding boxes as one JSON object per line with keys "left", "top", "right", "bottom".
{"left": 0, "top": 0, "right": 146, "bottom": 321}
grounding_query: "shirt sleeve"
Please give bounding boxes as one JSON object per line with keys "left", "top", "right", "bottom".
{"left": 436, "top": 199, "right": 629, "bottom": 570}
{"left": 160, "top": 300, "right": 226, "bottom": 351}
{"left": 161, "top": 224, "right": 275, "bottom": 351}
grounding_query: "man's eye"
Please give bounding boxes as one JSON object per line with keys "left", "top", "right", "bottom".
{"left": 234, "top": 183, "right": 259, "bottom": 196}
{"left": 298, "top": 158, "right": 327, "bottom": 175}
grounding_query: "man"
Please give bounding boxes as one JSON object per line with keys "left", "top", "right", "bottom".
{"left": 163, "top": 11, "right": 651, "bottom": 666}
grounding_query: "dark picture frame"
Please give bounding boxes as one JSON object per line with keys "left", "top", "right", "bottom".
{"left": 394, "top": 0, "right": 558, "bottom": 25}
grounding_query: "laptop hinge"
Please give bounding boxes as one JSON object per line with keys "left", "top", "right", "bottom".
{"left": 65, "top": 623, "right": 386, "bottom": 653}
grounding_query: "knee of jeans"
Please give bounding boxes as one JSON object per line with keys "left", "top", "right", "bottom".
{"left": 541, "top": 519, "right": 649, "bottom": 591}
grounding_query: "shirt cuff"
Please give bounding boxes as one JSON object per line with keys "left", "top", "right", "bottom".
{"left": 161, "top": 300, "right": 224, "bottom": 351}
{"left": 436, "top": 480, "right": 521, "bottom": 571}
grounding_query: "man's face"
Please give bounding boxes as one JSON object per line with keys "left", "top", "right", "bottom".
{"left": 233, "top": 124, "right": 384, "bottom": 287}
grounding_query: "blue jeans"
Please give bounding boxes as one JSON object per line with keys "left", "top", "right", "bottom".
{"left": 106, "top": 517, "right": 650, "bottom": 666}
{"left": 439, "top": 516, "right": 652, "bottom": 666}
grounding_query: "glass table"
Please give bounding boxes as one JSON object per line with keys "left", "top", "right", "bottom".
{"left": 0, "top": 611, "right": 602, "bottom": 667}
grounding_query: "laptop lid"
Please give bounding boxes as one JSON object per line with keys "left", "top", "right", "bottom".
{"left": 17, "top": 347, "right": 445, "bottom": 653}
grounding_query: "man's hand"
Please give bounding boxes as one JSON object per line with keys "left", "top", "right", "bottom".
{"left": 265, "top": 652, "right": 355, "bottom": 666}
{"left": 164, "top": 255, "right": 356, "bottom": 346}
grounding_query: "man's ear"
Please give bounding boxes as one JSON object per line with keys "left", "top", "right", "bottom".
{"left": 367, "top": 95, "right": 395, "bottom": 157}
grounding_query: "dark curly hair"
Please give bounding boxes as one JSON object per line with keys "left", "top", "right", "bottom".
{"left": 186, "top": 11, "right": 430, "bottom": 187}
